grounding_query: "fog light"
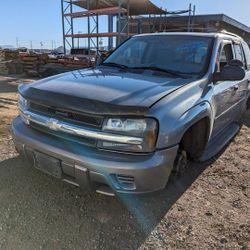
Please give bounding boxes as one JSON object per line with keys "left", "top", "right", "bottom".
{"left": 116, "top": 174, "right": 136, "bottom": 190}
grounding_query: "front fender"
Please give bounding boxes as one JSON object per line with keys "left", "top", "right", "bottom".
{"left": 156, "top": 101, "right": 213, "bottom": 149}
{"left": 177, "top": 101, "right": 213, "bottom": 139}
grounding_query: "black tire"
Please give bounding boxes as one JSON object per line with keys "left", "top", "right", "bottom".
{"left": 172, "top": 150, "right": 189, "bottom": 176}
{"left": 181, "top": 118, "right": 209, "bottom": 161}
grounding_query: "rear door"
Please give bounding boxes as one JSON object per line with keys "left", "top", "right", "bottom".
{"left": 230, "top": 41, "right": 249, "bottom": 119}
{"left": 241, "top": 41, "right": 250, "bottom": 108}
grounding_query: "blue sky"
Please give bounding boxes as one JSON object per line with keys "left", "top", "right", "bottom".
{"left": 0, "top": 0, "right": 250, "bottom": 48}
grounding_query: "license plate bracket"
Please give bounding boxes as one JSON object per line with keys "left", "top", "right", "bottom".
{"left": 34, "top": 151, "right": 62, "bottom": 178}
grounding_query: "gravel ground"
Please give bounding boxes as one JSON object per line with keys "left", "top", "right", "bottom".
{"left": 0, "top": 75, "right": 249, "bottom": 250}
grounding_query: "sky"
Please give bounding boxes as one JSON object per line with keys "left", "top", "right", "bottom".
{"left": 0, "top": 0, "right": 250, "bottom": 48}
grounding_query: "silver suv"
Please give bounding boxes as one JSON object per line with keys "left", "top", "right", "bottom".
{"left": 12, "top": 32, "right": 250, "bottom": 196}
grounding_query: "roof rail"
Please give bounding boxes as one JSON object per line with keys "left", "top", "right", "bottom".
{"left": 219, "top": 30, "right": 242, "bottom": 39}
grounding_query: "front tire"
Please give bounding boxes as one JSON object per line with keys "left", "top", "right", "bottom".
{"left": 172, "top": 150, "right": 189, "bottom": 176}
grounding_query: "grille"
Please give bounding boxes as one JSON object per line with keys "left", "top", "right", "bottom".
{"left": 30, "top": 122, "right": 97, "bottom": 147}
{"left": 29, "top": 102, "right": 103, "bottom": 128}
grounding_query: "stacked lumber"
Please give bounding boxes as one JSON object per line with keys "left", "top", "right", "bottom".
{"left": 38, "top": 62, "right": 89, "bottom": 77}
{"left": 21, "top": 54, "right": 39, "bottom": 72}
{"left": 7, "top": 60, "right": 23, "bottom": 74}
{"left": 0, "top": 60, "right": 24, "bottom": 75}
{"left": 46, "top": 58, "right": 59, "bottom": 64}
{"left": 0, "top": 49, "right": 91, "bottom": 76}
{"left": 0, "top": 49, "right": 19, "bottom": 61}
{"left": 0, "top": 49, "right": 23, "bottom": 75}
{"left": 19, "top": 53, "right": 48, "bottom": 73}
{"left": 0, "top": 61, "right": 9, "bottom": 74}
{"left": 37, "top": 57, "right": 91, "bottom": 77}
{"left": 20, "top": 53, "right": 91, "bottom": 76}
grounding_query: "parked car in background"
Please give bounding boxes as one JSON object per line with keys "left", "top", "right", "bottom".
{"left": 12, "top": 32, "right": 250, "bottom": 196}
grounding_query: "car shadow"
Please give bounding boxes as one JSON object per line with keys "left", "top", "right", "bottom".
{"left": 0, "top": 151, "right": 222, "bottom": 249}
{"left": 117, "top": 158, "right": 218, "bottom": 235}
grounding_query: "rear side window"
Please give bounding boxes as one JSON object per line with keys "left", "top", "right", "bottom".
{"left": 217, "top": 43, "right": 233, "bottom": 72}
{"left": 234, "top": 44, "right": 244, "bottom": 60}
{"left": 233, "top": 43, "right": 246, "bottom": 68}
{"left": 242, "top": 42, "right": 250, "bottom": 70}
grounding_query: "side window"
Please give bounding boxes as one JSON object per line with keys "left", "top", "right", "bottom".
{"left": 217, "top": 43, "right": 233, "bottom": 72}
{"left": 242, "top": 42, "right": 250, "bottom": 70}
{"left": 233, "top": 43, "right": 245, "bottom": 67}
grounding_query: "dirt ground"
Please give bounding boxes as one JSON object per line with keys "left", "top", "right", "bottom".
{"left": 0, "top": 74, "right": 249, "bottom": 250}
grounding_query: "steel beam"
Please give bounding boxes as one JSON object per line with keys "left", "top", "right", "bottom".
{"left": 61, "top": 0, "right": 74, "bottom": 54}
{"left": 61, "top": 0, "right": 66, "bottom": 55}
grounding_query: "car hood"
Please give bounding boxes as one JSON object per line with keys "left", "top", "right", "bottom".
{"left": 20, "top": 67, "right": 193, "bottom": 115}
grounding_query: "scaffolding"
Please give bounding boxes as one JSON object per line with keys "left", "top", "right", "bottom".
{"left": 61, "top": 1, "right": 199, "bottom": 58}
{"left": 133, "top": 4, "right": 196, "bottom": 34}
{"left": 61, "top": 1, "right": 250, "bottom": 57}
{"left": 61, "top": 0, "right": 75, "bottom": 54}
{"left": 61, "top": 1, "right": 129, "bottom": 54}
{"left": 61, "top": 0, "right": 167, "bottom": 55}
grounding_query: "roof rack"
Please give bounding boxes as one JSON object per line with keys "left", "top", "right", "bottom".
{"left": 219, "top": 30, "right": 242, "bottom": 39}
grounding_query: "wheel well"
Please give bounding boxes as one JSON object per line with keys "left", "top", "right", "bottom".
{"left": 180, "top": 117, "right": 210, "bottom": 160}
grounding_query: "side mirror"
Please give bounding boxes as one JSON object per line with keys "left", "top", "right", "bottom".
{"left": 96, "top": 53, "right": 107, "bottom": 66}
{"left": 96, "top": 51, "right": 113, "bottom": 66}
{"left": 213, "top": 59, "right": 246, "bottom": 82}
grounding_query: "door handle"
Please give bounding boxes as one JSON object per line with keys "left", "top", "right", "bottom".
{"left": 231, "top": 85, "right": 239, "bottom": 91}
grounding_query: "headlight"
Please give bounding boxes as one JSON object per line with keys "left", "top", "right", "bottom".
{"left": 98, "top": 118, "right": 158, "bottom": 153}
{"left": 18, "top": 95, "right": 29, "bottom": 111}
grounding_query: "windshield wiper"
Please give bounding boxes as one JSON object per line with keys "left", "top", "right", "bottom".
{"left": 130, "top": 66, "right": 185, "bottom": 78}
{"left": 101, "top": 62, "right": 129, "bottom": 70}
{"left": 101, "top": 63, "right": 188, "bottom": 78}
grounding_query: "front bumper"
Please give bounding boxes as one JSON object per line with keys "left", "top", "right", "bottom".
{"left": 12, "top": 116, "right": 178, "bottom": 194}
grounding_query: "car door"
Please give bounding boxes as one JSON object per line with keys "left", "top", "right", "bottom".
{"left": 242, "top": 41, "right": 250, "bottom": 107}
{"left": 231, "top": 41, "right": 250, "bottom": 118}
{"left": 211, "top": 40, "right": 242, "bottom": 137}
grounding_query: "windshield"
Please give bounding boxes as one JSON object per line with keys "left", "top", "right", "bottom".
{"left": 103, "top": 35, "right": 213, "bottom": 76}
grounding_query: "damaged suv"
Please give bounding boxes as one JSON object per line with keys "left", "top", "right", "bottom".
{"left": 12, "top": 32, "right": 250, "bottom": 196}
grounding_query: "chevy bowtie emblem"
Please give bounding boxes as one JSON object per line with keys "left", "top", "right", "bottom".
{"left": 47, "top": 118, "right": 59, "bottom": 131}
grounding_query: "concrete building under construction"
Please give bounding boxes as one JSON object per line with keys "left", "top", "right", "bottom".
{"left": 131, "top": 14, "right": 250, "bottom": 44}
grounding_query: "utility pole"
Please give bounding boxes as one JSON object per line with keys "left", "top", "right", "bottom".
{"left": 30, "top": 40, "right": 33, "bottom": 50}
{"left": 16, "top": 37, "right": 19, "bottom": 48}
{"left": 99, "top": 38, "right": 103, "bottom": 50}
{"left": 187, "top": 3, "right": 192, "bottom": 32}
{"left": 192, "top": 5, "right": 196, "bottom": 32}
{"left": 40, "top": 41, "right": 43, "bottom": 53}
